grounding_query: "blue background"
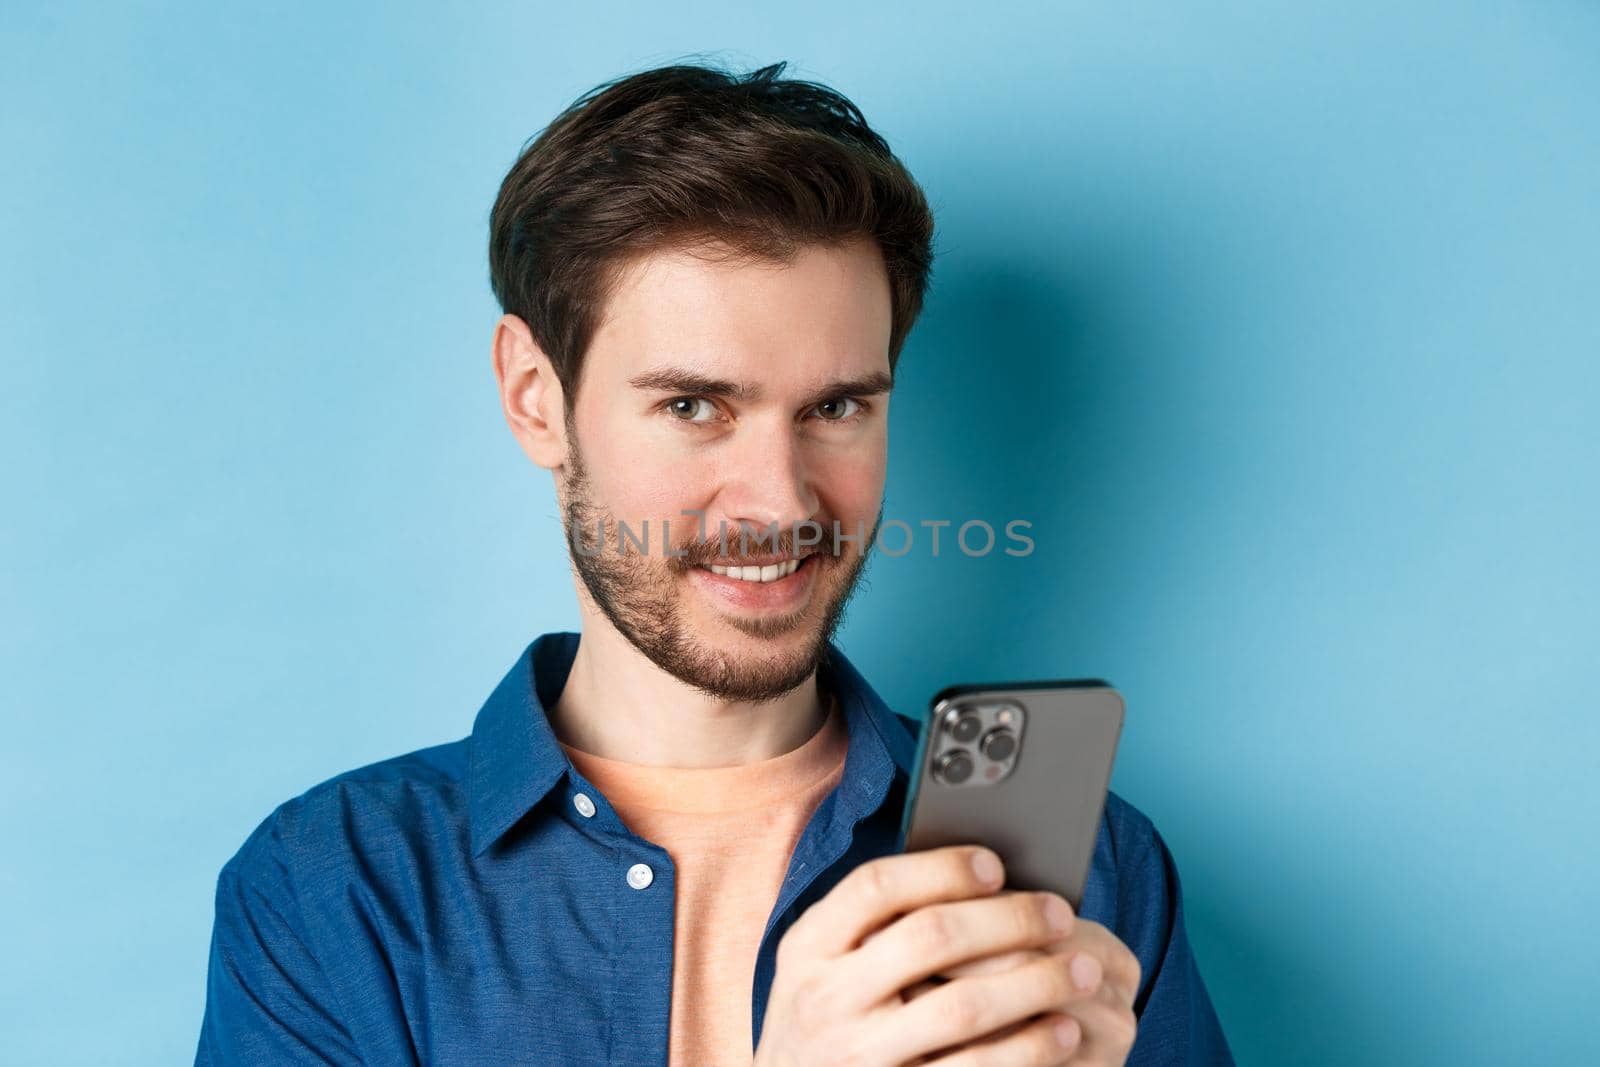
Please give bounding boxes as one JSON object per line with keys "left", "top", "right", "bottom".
{"left": 4, "top": 3, "right": 1596, "bottom": 1062}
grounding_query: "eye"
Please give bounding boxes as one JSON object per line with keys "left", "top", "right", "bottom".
{"left": 663, "top": 396, "right": 720, "bottom": 423}
{"left": 811, "top": 396, "right": 864, "bottom": 422}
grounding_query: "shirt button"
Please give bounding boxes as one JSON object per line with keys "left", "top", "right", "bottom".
{"left": 572, "top": 792, "right": 596, "bottom": 818}
{"left": 626, "top": 862, "right": 654, "bottom": 890}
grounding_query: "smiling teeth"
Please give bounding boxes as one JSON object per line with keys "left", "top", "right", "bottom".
{"left": 705, "top": 558, "right": 803, "bottom": 582}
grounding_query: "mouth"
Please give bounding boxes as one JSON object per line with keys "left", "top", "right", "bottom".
{"left": 686, "top": 552, "right": 822, "bottom": 611}
{"left": 695, "top": 553, "right": 814, "bottom": 583}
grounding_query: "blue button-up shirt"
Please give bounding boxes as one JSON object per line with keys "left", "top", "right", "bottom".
{"left": 197, "top": 632, "right": 1233, "bottom": 1064}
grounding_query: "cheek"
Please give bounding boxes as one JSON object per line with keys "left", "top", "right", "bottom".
{"left": 575, "top": 409, "right": 705, "bottom": 518}
{"left": 612, "top": 444, "right": 719, "bottom": 525}
{"left": 816, "top": 447, "right": 885, "bottom": 519}
{"left": 608, "top": 464, "right": 706, "bottom": 524}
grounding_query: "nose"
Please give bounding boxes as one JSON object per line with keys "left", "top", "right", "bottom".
{"left": 715, "top": 421, "right": 821, "bottom": 551}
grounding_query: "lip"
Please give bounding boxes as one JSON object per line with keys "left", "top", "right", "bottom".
{"left": 685, "top": 552, "right": 821, "bottom": 613}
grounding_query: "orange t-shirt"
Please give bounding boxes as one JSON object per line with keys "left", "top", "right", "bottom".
{"left": 557, "top": 695, "right": 849, "bottom": 1066}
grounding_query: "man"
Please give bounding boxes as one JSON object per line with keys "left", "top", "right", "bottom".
{"left": 197, "top": 60, "right": 1232, "bottom": 1065}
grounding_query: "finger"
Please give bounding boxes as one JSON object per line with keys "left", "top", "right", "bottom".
{"left": 901, "top": 948, "right": 1048, "bottom": 1005}
{"left": 849, "top": 889, "right": 1077, "bottom": 1007}
{"left": 899, "top": 975, "right": 945, "bottom": 1003}
{"left": 870, "top": 912, "right": 1051, "bottom": 974}
{"left": 882, "top": 951, "right": 1081, "bottom": 1064}
{"left": 927, "top": 940, "right": 1121, "bottom": 1006}
{"left": 919, "top": 1012, "right": 1082, "bottom": 1067}
{"left": 783, "top": 845, "right": 1007, "bottom": 962}
{"left": 1058, "top": 920, "right": 1142, "bottom": 1007}
{"left": 1059, "top": 982, "right": 1139, "bottom": 1061}
{"left": 937, "top": 947, "right": 1048, "bottom": 980}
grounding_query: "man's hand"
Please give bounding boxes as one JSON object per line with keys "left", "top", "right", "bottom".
{"left": 889, "top": 891, "right": 1141, "bottom": 1065}
{"left": 754, "top": 845, "right": 1140, "bottom": 1066}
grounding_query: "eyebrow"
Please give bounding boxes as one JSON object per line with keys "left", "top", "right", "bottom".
{"left": 627, "top": 367, "right": 895, "bottom": 410}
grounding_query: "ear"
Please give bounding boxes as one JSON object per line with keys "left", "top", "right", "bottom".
{"left": 491, "top": 314, "right": 568, "bottom": 470}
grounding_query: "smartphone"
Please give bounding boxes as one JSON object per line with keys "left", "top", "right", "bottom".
{"left": 897, "top": 680, "right": 1125, "bottom": 911}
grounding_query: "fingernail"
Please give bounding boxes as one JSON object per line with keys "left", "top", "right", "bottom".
{"left": 1044, "top": 895, "right": 1074, "bottom": 933}
{"left": 971, "top": 849, "right": 1003, "bottom": 885}
{"left": 1054, "top": 1016, "right": 1080, "bottom": 1048}
{"left": 1070, "top": 952, "right": 1102, "bottom": 992}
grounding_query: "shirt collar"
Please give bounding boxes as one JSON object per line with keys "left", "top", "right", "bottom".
{"left": 467, "top": 630, "right": 918, "bottom": 858}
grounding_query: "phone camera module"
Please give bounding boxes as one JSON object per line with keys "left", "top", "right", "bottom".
{"left": 979, "top": 727, "right": 1017, "bottom": 762}
{"left": 932, "top": 750, "right": 975, "bottom": 784}
{"left": 943, "top": 708, "right": 982, "bottom": 743}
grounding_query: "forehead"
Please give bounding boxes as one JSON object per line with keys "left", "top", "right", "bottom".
{"left": 586, "top": 237, "right": 894, "bottom": 384}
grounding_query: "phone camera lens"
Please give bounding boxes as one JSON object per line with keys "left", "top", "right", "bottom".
{"left": 933, "top": 750, "right": 974, "bottom": 784}
{"left": 979, "top": 728, "right": 1017, "bottom": 762}
{"left": 943, "top": 709, "right": 982, "bottom": 743}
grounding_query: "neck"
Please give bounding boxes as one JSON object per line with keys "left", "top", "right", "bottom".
{"left": 549, "top": 622, "right": 830, "bottom": 768}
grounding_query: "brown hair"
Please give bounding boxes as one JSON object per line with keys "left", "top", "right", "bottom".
{"left": 488, "top": 58, "right": 937, "bottom": 405}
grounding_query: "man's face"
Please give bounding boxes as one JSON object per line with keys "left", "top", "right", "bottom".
{"left": 558, "top": 236, "right": 893, "bottom": 702}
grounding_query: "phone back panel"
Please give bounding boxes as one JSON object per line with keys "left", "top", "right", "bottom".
{"left": 899, "top": 681, "right": 1124, "bottom": 909}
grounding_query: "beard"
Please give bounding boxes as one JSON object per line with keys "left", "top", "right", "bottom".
{"left": 558, "top": 425, "right": 880, "bottom": 703}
